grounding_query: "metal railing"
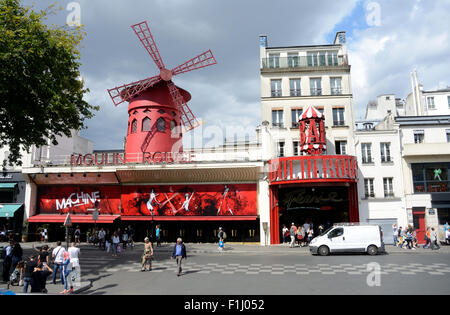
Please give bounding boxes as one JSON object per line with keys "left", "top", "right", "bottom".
{"left": 262, "top": 55, "right": 348, "bottom": 70}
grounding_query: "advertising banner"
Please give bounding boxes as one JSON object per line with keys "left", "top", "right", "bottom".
{"left": 121, "top": 184, "right": 257, "bottom": 217}
{"left": 38, "top": 186, "right": 121, "bottom": 215}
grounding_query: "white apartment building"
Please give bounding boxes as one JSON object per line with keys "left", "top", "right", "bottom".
{"left": 355, "top": 106, "right": 407, "bottom": 243}
{"left": 259, "top": 31, "right": 356, "bottom": 159}
{"left": 396, "top": 115, "right": 450, "bottom": 242}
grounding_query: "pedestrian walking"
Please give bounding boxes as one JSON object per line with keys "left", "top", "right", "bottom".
{"left": 424, "top": 227, "right": 431, "bottom": 248}
{"left": 60, "top": 251, "right": 73, "bottom": 294}
{"left": 296, "top": 226, "right": 303, "bottom": 246}
{"left": 33, "top": 244, "right": 51, "bottom": 266}
{"left": 307, "top": 228, "right": 314, "bottom": 244}
{"left": 74, "top": 226, "right": 81, "bottom": 245}
{"left": 9, "top": 242, "right": 23, "bottom": 277}
{"left": 105, "top": 229, "right": 111, "bottom": 253}
{"left": 171, "top": 238, "right": 187, "bottom": 277}
{"left": 98, "top": 228, "right": 106, "bottom": 250}
{"left": 282, "top": 224, "right": 288, "bottom": 244}
{"left": 405, "top": 230, "right": 413, "bottom": 250}
{"left": 112, "top": 231, "right": 120, "bottom": 257}
{"left": 1, "top": 240, "right": 14, "bottom": 282}
{"left": 30, "top": 263, "right": 53, "bottom": 294}
{"left": 68, "top": 242, "right": 81, "bottom": 286}
{"left": 122, "top": 228, "right": 129, "bottom": 250}
{"left": 51, "top": 241, "right": 65, "bottom": 285}
{"left": 127, "top": 225, "right": 135, "bottom": 249}
{"left": 141, "top": 237, "right": 154, "bottom": 272}
{"left": 300, "top": 226, "right": 307, "bottom": 247}
{"left": 393, "top": 224, "right": 398, "bottom": 246}
{"left": 155, "top": 225, "right": 161, "bottom": 247}
{"left": 431, "top": 228, "right": 440, "bottom": 250}
{"left": 289, "top": 223, "right": 296, "bottom": 248}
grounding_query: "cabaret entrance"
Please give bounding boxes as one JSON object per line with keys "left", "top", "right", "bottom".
{"left": 268, "top": 155, "right": 359, "bottom": 244}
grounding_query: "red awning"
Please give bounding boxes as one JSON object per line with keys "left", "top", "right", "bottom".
{"left": 121, "top": 216, "right": 258, "bottom": 221}
{"left": 27, "top": 214, "right": 120, "bottom": 224}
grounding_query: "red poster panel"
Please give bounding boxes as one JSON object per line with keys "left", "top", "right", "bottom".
{"left": 121, "top": 184, "right": 257, "bottom": 217}
{"left": 38, "top": 186, "right": 121, "bottom": 215}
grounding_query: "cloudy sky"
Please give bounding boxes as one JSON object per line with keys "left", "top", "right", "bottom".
{"left": 22, "top": 0, "right": 450, "bottom": 150}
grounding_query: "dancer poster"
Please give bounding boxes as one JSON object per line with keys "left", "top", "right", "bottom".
{"left": 121, "top": 184, "right": 257, "bottom": 217}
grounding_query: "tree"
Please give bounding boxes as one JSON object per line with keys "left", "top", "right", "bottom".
{"left": 0, "top": 0, "right": 99, "bottom": 166}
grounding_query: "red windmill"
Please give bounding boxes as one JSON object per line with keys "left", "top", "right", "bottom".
{"left": 108, "top": 21, "right": 217, "bottom": 162}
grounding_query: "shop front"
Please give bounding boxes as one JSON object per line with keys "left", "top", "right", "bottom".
{"left": 268, "top": 155, "right": 359, "bottom": 244}
{"left": 24, "top": 162, "right": 263, "bottom": 243}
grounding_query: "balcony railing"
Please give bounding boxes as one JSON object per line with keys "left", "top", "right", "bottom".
{"left": 262, "top": 55, "right": 348, "bottom": 70}
{"left": 268, "top": 155, "right": 358, "bottom": 183}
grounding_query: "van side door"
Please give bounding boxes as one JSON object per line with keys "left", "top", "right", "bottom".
{"left": 327, "top": 227, "right": 345, "bottom": 252}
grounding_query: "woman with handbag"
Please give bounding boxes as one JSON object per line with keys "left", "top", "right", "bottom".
{"left": 141, "top": 237, "right": 154, "bottom": 272}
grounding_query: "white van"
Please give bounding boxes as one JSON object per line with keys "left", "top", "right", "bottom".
{"left": 309, "top": 223, "right": 385, "bottom": 256}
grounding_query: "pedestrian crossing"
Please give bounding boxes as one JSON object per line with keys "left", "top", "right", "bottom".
{"left": 96, "top": 260, "right": 450, "bottom": 276}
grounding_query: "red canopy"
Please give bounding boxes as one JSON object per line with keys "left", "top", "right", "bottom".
{"left": 27, "top": 214, "right": 120, "bottom": 224}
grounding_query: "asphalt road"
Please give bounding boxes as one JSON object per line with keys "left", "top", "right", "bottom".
{"left": 2, "top": 243, "right": 450, "bottom": 295}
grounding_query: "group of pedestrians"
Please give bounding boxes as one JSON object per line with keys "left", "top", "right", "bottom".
{"left": 393, "top": 224, "right": 441, "bottom": 250}
{"left": 82, "top": 226, "right": 135, "bottom": 257}
{"left": 282, "top": 221, "right": 317, "bottom": 248}
{"left": 1, "top": 240, "right": 81, "bottom": 294}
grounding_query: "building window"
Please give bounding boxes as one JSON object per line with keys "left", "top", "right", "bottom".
{"left": 157, "top": 117, "right": 166, "bottom": 132}
{"left": 272, "top": 110, "right": 284, "bottom": 128}
{"left": 271, "top": 79, "right": 282, "bottom": 97}
{"left": 170, "top": 120, "right": 179, "bottom": 138}
{"left": 268, "top": 54, "right": 280, "bottom": 68}
{"left": 142, "top": 117, "right": 151, "bottom": 132}
{"left": 332, "top": 108, "right": 345, "bottom": 126}
{"left": 310, "top": 78, "right": 322, "bottom": 96}
{"left": 277, "top": 141, "right": 285, "bottom": 157}
{"left": 364, "top": 178, "right": 375, "bottom": 198}
{"left": 307, "top": 51, "right": 338, "bottom": 66}
{"left": 414, "top": 130, "right": 424, "bottom": 143}
{"left": 131, "top": 119, "right": 138, "bottom": 134}
{"left": 383, "top": 178, "right": 394, "bottom": 197}
{"left": 293, "top": 141, "right": 300, "bottom": 156}
{"left": 335, "top": 141, "right": 347, "bottom": 155}
{"left": 380, "top": 142, "right": 392, "bottom": 163}
{"left": 361, "top": 143, "right": 373, "bottom": 164}
{"left": 447, "top": 130, "right": 450, "bottom": 143}
{"left": 291, "top": 108, "right": 302, "bottom": 128}
{"left": 289, "top": 79, "right": 301, "bottom": 96}
{"left": 287, "top": 53, "right": 299, "bottom": 67}
{"left": 426, "top": 97, "right": 435, "bottom": 110}
{"left": 412, "top": 162, "right": 450, "bottom": 193}
{"left": 330, "top": 77, "right": 342, "bottom": 95}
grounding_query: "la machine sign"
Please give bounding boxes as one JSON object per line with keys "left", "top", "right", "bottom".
{"left": 70, "top": 152, "right": 192, "bottom": 166}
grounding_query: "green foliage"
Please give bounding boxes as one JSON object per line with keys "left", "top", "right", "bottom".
{"left": 0, "top": 0, "right": 99, "bottom": 166}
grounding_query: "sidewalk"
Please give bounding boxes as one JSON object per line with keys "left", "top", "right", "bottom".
{"left": 2, "top": 241, "right": 450, "bottom": 255}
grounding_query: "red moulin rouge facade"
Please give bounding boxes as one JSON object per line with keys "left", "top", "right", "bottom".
{"left": 268, "top": 105, "right": 359, "bottom": 244}
{"left": 34, "top": 184, "right": 257, "bottom": 220}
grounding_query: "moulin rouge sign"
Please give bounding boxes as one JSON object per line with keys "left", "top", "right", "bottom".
{"left": 70, "top": 152, "right": 192, "bottom": 167}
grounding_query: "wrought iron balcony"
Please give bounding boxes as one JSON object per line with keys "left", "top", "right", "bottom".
{"left": 268, "top": 155, "right": 358, "bottom": 184}
{"left": 261, "top": 55, "right": 348, "bottom": 70}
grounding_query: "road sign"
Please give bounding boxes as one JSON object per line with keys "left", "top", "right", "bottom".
{"left": 64, "top": 213, "right": 72, "bottom": 227}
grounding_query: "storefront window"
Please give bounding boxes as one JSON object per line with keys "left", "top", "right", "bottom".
{"left": 412, "top": 163, "right": 450, "bottom": 193}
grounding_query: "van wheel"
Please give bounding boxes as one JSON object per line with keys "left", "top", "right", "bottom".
{"left": 318, "top": 245, "right": 330, "bottom": 256}
{"left": 367, "top": 245, "right": 378, "bottom": 256}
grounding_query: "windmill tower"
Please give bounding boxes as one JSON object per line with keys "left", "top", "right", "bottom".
{"left": 108, "top": 21, "right": 217, "bottom": 162}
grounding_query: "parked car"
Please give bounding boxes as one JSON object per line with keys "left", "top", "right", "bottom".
{"left": 309, "top": 223, "right": 385, "bottom": 256}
